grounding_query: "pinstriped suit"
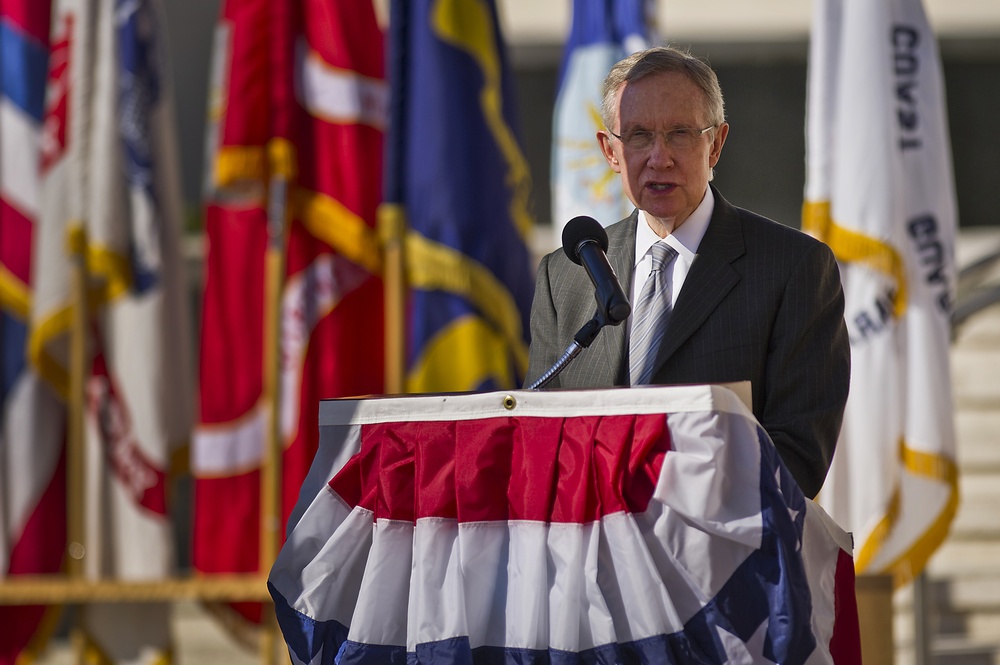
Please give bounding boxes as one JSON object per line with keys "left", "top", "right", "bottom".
{"left": 524, "top": 186, "right": 850, "bottom": 498}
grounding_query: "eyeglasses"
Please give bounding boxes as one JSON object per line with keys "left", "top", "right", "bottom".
{"left": 607, "top": 125, "right": 716, "bottom": 152}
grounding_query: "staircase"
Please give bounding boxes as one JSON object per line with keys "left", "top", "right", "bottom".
{"left": 895, "top": 228, "right": 1000, "bottom": 665}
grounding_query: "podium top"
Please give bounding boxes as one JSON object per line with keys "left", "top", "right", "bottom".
{"left": 319, "top": 381, "right": 753, "bottom": 427}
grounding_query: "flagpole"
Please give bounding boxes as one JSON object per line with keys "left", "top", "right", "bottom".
{"left": 914, "top": 572, "right": 931, "bottom": 665}
{"left": 67, "top": 225, "right": 88, "bottom": 665}
{"left": 381, "top": 0, "right": 409, "bottom": 395}
{"left": 259, "top": 141, "right": 292, "bottom": 665}
{"left": 379, "top": 204, "right": 406, "bottom": 394}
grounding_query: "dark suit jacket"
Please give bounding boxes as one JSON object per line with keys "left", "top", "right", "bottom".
{"left": 524, "top": 186, "right": 850, "bottom": 498}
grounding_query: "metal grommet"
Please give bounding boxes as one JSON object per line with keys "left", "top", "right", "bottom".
{"left": 502, "top": 394, "right": 517, "bottom": 410}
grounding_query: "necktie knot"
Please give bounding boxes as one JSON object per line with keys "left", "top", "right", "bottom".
{"left": 649, "top": 242, "right": 677, "bottom": 271}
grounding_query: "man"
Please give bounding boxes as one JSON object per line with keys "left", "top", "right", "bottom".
{"left": 525, "top": 47, "right": 850, "bottom": 499}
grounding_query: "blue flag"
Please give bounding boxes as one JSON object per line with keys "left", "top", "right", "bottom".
{"left": 385, "top": 0, "right": 535, "bottom": 393}
{"left": 551, "top": 0, "right": 655, "bottom": 238}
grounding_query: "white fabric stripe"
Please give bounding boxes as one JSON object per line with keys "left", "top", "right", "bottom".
{"left": 296, "top": 39, "right": 387, "bottom": 129}
{"left": 278, "top": 511, "right": 758, "bottom": 652}
{"left": 802, "top": 502, "right": 852, "bottom": 665}
{"left": 286, "top": 423, "right": 361, "bottom": 535}
{"left": 658, "top": 410, "right": 763, "bottom": 544}
{"left": 277, "top": 402, "right": 770, "bottom": 649}
{"left": 0, "top": 99, "right": 40, "bottom": 217}
{"left": 191, "top": 406, "right": 266, "bottom": 476}
{"left": 270, "top": 488, "right": 372, "bottom": 624}
{"left": 1, "top": 373, "right": 65, "bottom": 573}
{"left": 319, "top": 382, "right": 753, "bottom": 427}
{"left": 349, "top": 519, "right": 414, "bottom": 646}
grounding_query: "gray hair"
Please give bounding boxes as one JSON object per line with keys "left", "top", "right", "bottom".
{"left": 601, "top": 46, "right": 726, "bottom": 132}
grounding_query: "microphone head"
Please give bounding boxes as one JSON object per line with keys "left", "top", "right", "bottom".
{"left": 561, "top": 216, "right": 609, "bottom": 265}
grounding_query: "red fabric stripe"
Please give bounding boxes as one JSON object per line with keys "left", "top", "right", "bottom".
{"left": 829, "top": 548, "right": 863, "bottom": 664}
{"left": 0, "top": 447, "right": 66, "bottom": 664}
{"left": 218, "top": 0, "right": 269, "bottom": 148}
{"left": 193, "top": 471, "right": 261, "bottom": 573}
{"left": 328, "top": 414, "right": 671, "bottom": 524}
{"left": 198, "top": 204, "right": 266, "bottom": 424}
{"left": 0, "top": 198, "right": 32, "bottom": 285}
{"left": 302, "top": 0, "right": 382, "bottom": 77}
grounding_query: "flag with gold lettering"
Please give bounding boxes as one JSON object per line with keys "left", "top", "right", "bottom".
{"left": 803, "top": 0, "right": 959, "bottom": 583}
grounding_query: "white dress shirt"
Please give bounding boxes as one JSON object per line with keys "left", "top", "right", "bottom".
{"left": 628, "top": 188, "right": 715, "bottom": 336}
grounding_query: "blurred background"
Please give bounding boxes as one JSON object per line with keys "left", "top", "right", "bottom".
{"left": 164, "top": 0, "right": 1000, "bottom": 238}
{"left": 15, "top": 0, "right": 1000, "bottom": 663}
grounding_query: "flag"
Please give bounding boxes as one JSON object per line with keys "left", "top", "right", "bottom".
{"left": 269, "top": 385, "right": 861, "bottom": 664}
{"left": 0, "top": 2, "right": 67, "bottom": 662}
{"left": 384, "top": 0, "right": 535, "bottom": 393}
{"left": 550, "top": 0, "right": 654, "bottom": 238}
{"left": 803, "top": 0, "right": 959, "bottom": 584}
{"left": 27, "top": 0, "right": 193, "bottom": 660}
{"left": 192, "top": 0, "right": 386, "bottom": 638}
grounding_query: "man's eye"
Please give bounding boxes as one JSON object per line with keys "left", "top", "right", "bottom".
{"left": 672, "top": 129, "right": 693, "bottom": 138}
{"left": 629, "top": 131, "right": 653, "bottom": 141}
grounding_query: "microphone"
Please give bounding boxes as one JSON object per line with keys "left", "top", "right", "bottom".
{"left": 562, "top": 216, "right": 631, "bottom": 324}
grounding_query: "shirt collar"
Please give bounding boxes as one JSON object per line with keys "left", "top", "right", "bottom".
{"left": 635, "top": 188, "right": 715, "bottom": 265}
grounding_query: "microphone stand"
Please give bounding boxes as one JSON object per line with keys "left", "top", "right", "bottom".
{"left": 527, "top": 310, "right": 612, "bottom": 390}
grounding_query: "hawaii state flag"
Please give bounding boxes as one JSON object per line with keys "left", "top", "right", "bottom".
{"left": 383, "top": 0, "right": 535, "bottom": 393}
{"left": 0, "top": 2, "right": 66, "bottom": 663}
{"left": 28, "top": 0, "right": 192, "bottom": 661}
{"left": 803, "top": 0, "right": 959, "bottom": 584}
{"left": 551, "top": 0, "right": 654, "bottom": 238}
{"left": 193, "top": 0, "right": 386, "bottom": 638}
{"left": 269, "top": 385, "right": 860, "bottom": 664}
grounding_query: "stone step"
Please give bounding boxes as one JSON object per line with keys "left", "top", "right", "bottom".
{"left": 952, "top": 347, "right": 1000, "bottom": 407}
{"left": 956, "top": 411, "right": 1000, "bottom": 472}
{"left": 948, "top": 473, "right": 1000, "bottom": 538}
{"left": 926, "top": 540, "right": 1000, "bottom": 578}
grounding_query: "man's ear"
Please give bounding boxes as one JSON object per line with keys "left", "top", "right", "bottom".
{"left": 597, "top": 131, "right": 621, "bottom": 172}
{"left": 709, "top": 122, "right": 730, "bottom": 168}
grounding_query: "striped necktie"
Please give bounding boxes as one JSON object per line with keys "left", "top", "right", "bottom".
{"left": 629, "top": 242, "right": 678, "bottom": 385}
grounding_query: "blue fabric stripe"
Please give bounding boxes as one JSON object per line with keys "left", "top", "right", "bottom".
{"left": 269, "top": 580, "right": 350, "bottom": 665}
{"left": 0, "top": 19, "right": 49, "bottom": 120}
{"left": 1, "top": 312, "right": 27, "bottom": 407}
{"left": 114, "top": 0, "right": 162, "bottom": 294}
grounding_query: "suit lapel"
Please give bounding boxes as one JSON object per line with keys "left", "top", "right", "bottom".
{"left": 598, "top": 212, "right": 637, "bottom": 384}
{"left": 652, "top": 188, "right": 745, "bottom": 371}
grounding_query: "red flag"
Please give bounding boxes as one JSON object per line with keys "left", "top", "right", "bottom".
{"left": 193, "top": 0, "right": 386, "bottom": 634}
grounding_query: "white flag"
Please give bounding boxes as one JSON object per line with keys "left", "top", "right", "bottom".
{"left": 550, "top": 0, "right": 655, "bottom": 243}
{"left": 804, "top": 0, "right": 959, "bottom": 583}
{"left": 33, "top": 0, "right": 192, "bottom": 660}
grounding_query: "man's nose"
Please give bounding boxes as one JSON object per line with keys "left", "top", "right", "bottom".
{"left": 646, "top": 134, "right": 676, "bottom": 165}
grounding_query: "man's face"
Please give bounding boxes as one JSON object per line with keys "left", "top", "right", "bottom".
{"left": 598, "top": 71, "right": 729, "bottom": 236}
